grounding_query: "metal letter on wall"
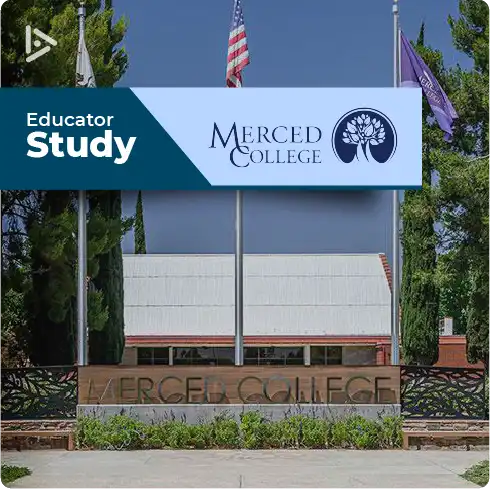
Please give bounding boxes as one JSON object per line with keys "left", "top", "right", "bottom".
{"left": 78, "top": 366, "right": 400, "bottom": 406}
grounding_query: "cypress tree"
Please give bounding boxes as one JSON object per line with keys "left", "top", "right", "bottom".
{"left": 23, "top": 191, "right": 126, "bottom": 365}
{"left": 88, "top": 192, "right": 126, "bottom": 364}
{"left": 134, "top": 191, "right": 147, "bottom": 254}
{"left": 400, "top": 25, "right": 440, "bottom": 365}
{"left": 448, "top": 1, "right": 489, "bottom": 369}
{"left": 27, "top": 191, "right": 76, "bottom": 365}
{"left": 86, "top": 2, "right": 128, "bottom": 364}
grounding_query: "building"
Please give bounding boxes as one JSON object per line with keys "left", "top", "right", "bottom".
{"left": 121, "top": 253, "right": 476, "bottom": 368}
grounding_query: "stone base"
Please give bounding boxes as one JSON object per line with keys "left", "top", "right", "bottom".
{"left": 2, "top": 420, "right": 76, "bottom": 431}
{"left": 403, "top": 419, "right": 489, "bottom": 450}
{"left": 78, "top": 403, "right": 401, "bottom": 424}
{"left": 403, "top": 419, "right": 489, "bottom": 430}
{"left": 1, "top": 420, "right": 76, "bottom": 451}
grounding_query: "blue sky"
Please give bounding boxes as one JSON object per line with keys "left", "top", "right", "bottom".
{"left": 113, "top": 0, "right": 472, "bottom": 257}
{"left": 115, "top": 0, "right": 470, "bottom": 88}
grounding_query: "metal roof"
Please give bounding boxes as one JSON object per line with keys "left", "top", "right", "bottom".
{"left": 123, "top": 254, "right": 391, "bottom": 337}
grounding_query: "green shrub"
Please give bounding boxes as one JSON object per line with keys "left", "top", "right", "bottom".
{"left": 485, "top": 376, "right": 489, "bottom": 419}
{"left": 461, "top": 460, "right": 489, "bottom": 487}
{"left": 145, "top": 421, "right": 192, "bottom": 449}
{"left": 210, "top": 413, "right": 241, "bottom": 448}
{"left": 344, "top": 415, "right": 380, "bottom": 449}
{"left": 240, "top": 411, "right": 273, "bottom": 449}
{"left": 379, "top": 415, "right": 403, "bottom": 448}
{"left": 300, "top": 417, "right": 329, "bottom": 448}
{"left": 75, "top": 412, "right": 403, "bottom": 450}
{"left": 76, "top": 414, "right": 146, "bottom": 450}
{"left": 1, "top": 465, "right": 31, "bottom": 485}
{"left": 189, "top": 423, "right": 214, "bottom": 449}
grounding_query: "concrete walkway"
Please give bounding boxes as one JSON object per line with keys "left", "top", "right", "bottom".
{"left": 2, "top": 449, "right": 487, "bottom": 488}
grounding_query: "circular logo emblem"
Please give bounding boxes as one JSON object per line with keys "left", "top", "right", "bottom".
{"left": 332, "top": 108, "right": 397, "bottom": 164}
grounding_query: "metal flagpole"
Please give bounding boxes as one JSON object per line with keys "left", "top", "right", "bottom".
{"left": 77, "top": 4, "right": 88, "bottom": 366}
{"left": 234, "top": 190, "right": 244, "bottom": 366}
{"left": 77, "top": 190, "right": 88, "bottom": 366}
{"left": 391, "top": 0, "right": 401, "bottom": 365}
{"left": 228, "top": 0, "right": 249, "bottom": 367}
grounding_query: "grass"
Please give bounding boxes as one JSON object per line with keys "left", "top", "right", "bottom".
{"left": 461, "top": 460, "right": 489, "bottom": 487}
{"left": 1, "top": 465, "right": 31, "bottom": 485}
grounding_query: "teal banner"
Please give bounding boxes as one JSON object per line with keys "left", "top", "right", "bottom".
{"left": 0, "top": 88, "right": 210, "bottom": 189}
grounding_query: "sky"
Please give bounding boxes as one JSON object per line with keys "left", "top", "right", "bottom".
{"left": 115, "top": 0, "right": 471, "bottom": 88}
{"left": 112, "top": 0, "right": 473, "bottom": 257}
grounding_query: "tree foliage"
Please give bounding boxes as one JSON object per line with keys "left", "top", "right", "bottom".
{"left": 88, "top": 192, "right": 129, "bottom": 364}
{"left": 1, "top": 0, "right": 128, "bottom": 87}
{"left": 401, "top": 24, "right": 440, "bottom": 365}
{"left": 134, "top": 191, "right": 147, "bottom": 254}
{"left": 27, "top": 193, "right": 132, "bottom": 364}
{"left": 402, "top": 0, "right": 488, "bottom": 367}
{"left": 442, "top": 0, "right": 488, "bottom": 367}
{"left": 1, "top": 1, "right": 130, "bottom": 366}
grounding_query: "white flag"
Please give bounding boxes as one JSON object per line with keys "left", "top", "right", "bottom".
{"left": 76, "top": 22, "right": 96, "bottom": 87}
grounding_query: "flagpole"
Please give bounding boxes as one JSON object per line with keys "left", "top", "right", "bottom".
{"left": 77, "top": 190, "right": 88, "bottom": 366}
{"left": 227, "top": 0, "right": 248, "bottom": 367}
{"left": 77, "top": 3, "right": 88, "bottom": 366}
{"left": 391, "top": 0, "right": 400, "bottom": 365}
{"left": 234, "top": 189, "right": 244, "bottom": 366}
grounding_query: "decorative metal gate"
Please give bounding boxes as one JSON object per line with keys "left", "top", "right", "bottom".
{"left": 401, "top": 365, "right": 487, "bottom": 420}
{"left": 1, "top": 366, "right": 78, "bottom": 420}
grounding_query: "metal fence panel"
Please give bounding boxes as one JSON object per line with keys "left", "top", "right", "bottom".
{"left": 401, "top": 365, "right": 487, "bottom": 420}
{"left": 1, "top": 366, "right": 78, "bottom": 420}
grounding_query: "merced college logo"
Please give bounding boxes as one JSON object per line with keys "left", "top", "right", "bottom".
{"left": 209, "top": 108, "right": 397, "bottom": 167}
{"left": 332, "top": 108, "right": 397, "bottom": 164}
{"left": 209, "top": 123, "right": 323, "bottom": 167}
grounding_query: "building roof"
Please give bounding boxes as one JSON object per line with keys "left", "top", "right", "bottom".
{"left": 123, "top": 254, "right": 391, "bottom": 338}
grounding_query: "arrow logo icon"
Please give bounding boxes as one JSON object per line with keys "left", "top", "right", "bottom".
{"left": 25, "top": 25, "right": 57, "bottom": 63}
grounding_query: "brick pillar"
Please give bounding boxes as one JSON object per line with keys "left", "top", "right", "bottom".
{"left": 376, "top": 344, "right": 385, "bottom": 365}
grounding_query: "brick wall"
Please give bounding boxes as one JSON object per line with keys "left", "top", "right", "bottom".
{"left": 436, "top": 342, "right": 483, "bottom": 368}
{"left": 377, "top": 338, "right": 483, "bottom": 368}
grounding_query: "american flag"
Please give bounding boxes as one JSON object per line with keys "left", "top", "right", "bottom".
{"left": 226, "top": 0, "right": 250, "bottom": 87}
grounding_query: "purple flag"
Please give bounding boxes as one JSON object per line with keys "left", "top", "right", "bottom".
{"left": 400, "top": 30, "right": 458, "bottom": 141}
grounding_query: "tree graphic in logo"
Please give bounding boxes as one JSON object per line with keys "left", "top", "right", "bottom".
{"left": 342, "top": 114, "right": 386, "bottom": 163}
{"left": 332, "top": 108, "right": 397, "bottom": 164}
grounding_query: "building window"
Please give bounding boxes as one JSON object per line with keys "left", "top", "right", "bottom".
{"left": 244, "top": 347, "right": 304, "bottom": 366}
{"left": 137, "top": 347, "right": 170, "bottom": 365}
{"left": 310, "top": 346, "right": 377, "bottom": 365}
{"left": 310, "top": 346, "right": 343, "bottom": 365}
{"left": 173, "top": 347, "right": 235, "bottom": 366}
{"left": 342, "top": 346, "right": 376, "bottom": 365}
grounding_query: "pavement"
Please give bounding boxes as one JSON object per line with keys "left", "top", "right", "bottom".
{"left": 1, "top": 449, "right": 487, "bottom": 488}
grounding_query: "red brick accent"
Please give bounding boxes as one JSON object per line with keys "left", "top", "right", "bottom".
{"left": 375, "top": 344, "right": 386, "bottom": 365}
{"left": 379, "top": 253, "right": 392, "bottom": 291}
{"left": 126, "top": 335, "right": 393, "bottom": 346}
{"left": 437, "top": 341, "right": 484, "bottom": 368}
